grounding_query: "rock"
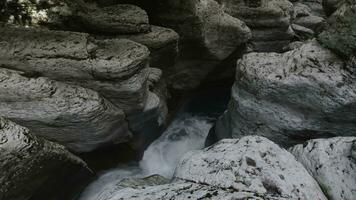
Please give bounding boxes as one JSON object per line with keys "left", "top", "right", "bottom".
{"left": 318, "top": 0, "right": 356, "bottom": 71}
{"left": 1, "top": 0, "right": 150, "bottom": 34}
{"left": 0, "top": 26, "right": 150, "bottom": 111}
{"left": 291, "top": 23, "right": 315, "bottom": 39}
{"left": 0, "top": 117, "right": 92, "bottom": 200}
{"left": 212, "top": 40, "right": 356, "bottom": 147}
{"left": 290, "top": 137, "right": 356, "bottom": 200}
{"left": 97, "top": 25, "right": 179, "bottom": 71}
{"left": 0, "top": 68, "right": 131, "bottom": 152}
{"left": 322, "top": 0, "right": 342, "bottom": 16}
{"left": 292, "top": 2, "right": 325, "bottom": 33}
{"left": 219, "top": 0, "right": 294, "bottom": 52}
{"left": 95, "top": 136, "right": 327, "bottom": 200}
{"left": 117, "top": 174, "right": 169, "bottom": 189}
{"left": 175, "top": 137, "right": 327, "bottom": 199}
{"left": 0, "top": 26, "right": 167, "bottom": 144}
{"left": 132, "top": 0, "right": 252, "bottom": 90}
{"left": 106, "top": 181, "right": 290, "bottom": 200}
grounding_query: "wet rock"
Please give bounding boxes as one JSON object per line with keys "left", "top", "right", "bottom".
{"left": 118, "top": 174, "right": 169, "bottom": 189}
{"left": 318, "top": 0, "right": 356, "bottom": 71}
{"left": 219, "top": 0, "right": 294, "bottom": 52}
{"left": 175, "top": 136, "right": 327, "bottom": 199}
{"left": 290, "top": 137, "right": 356, "bottom": 200}
{"left": 0, "top": 117, "right": 92, "bottom": 200}
{"left": 213, "top": 40, "right": 356, "bottom": 146}
{"left": 0, "top": 68, "right": 131, "bottom": 152}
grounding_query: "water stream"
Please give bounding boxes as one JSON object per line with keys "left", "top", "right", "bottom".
{"left": 78, "top": 86, "right": 230, "bottom": 200}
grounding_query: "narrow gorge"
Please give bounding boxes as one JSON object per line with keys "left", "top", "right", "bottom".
{"left": 0, "top": 0, "right": 355, "bottom": 200}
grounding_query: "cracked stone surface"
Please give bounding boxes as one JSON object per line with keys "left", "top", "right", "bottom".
{"left": 213, "top": 40, "right": 356, "bottom": 146}
{"left": 175, "top": 136, "right": 327, "bottom": 200}
{"left": 290, "top": 137, "right": 356, "bottom": 200}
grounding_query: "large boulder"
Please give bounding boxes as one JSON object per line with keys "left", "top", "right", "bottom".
{"left": 212, "top": 40, "right": 356, "bottom": 147}
{"left": 0, "top": 68, "right": 130, "bottom": 152}
{"left": 219, "top": 0, "right": 294, "bottom": 52}
{"left": 318, "top": 0, "right": 356, "bottom": 71}
{"left": 290, "top": 137, "right": 356, "bottom": 200}
{"left": 0, "top": 117, "right": 92, "bottom": 200}
{"left": 94, "top": 136, "right": 327, "bottom": 200}
{"left": 0, "top": 26, "right": 167, "bottom": 143}
{"left": 175, "top": 137, "right": 327, "bottom": 199}
{"left": 0, "top": 26, "right": 149, "bottom": 112}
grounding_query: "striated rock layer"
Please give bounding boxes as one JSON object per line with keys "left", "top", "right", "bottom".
{"left": 219, "top": 0, "right": 294, "bottom": 52}
{"left": 0, "top": 117, "right": 91, "bottom": 200}
{"left": 0, "top": 68, "right": 131, "bottom": 152}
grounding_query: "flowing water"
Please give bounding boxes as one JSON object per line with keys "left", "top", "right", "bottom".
{"left": 79, "top": 86, "right": 230, "bottom": 200}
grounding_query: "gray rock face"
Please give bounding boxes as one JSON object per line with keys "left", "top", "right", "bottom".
{"left": 219, "top": 0, "right": 294, "bottom": 52}
{"left": 2, "top": 0, "right": 150, "bottom": 34}
{"left": 0, "top": 117, "right": 91, "bottom": 200}
{"left": 318, "top": 0, "right": 356, "bottom": 71}
{"left": 292, "top": 2, "right": 325, "bottom": 34}
{"left": 142, "top": 0, "right": 252, "bottom": 90}
{"left": 175, "top": 137, "right": 327, "bottom": 200}
{"left": 0, "top": 68, "right": 131, "bottom": 152}
{"left": 99, "top": 25, "right": 179, "bottom": 72}
{"left": 322, "top": 0, "right": 342, "bottom": 16}
{"left": 101, "top": 136, "right": 327, "bottom": 200}
{"left": 0, "top": 26, "right": 150, "bottom": 112}
{"left": 213, "top": 40, "right": 356, "bottom": 146}
{"left": 0, "top": 26, "right": 167, "bottom": 146}
{"left": 290, "top": 137, "right": 356, "bottom": 200}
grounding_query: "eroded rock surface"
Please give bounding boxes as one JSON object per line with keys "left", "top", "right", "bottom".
{"left": 0, "top": 68, "right": 130, "bottom": 152}
{"left": 176, "top": 137, "right": 327, "bottom": 199}
{"left": 99, "top": 136, "right": 327, "bottom": 200}
{"left": 213, "top": 40, "right": 356, "bottom": 146}
{"left": 0, "top": 117, "right": 91, "bottom": 200}
{"left": 290, "top": 137, "right": 356, "bottom": 200}
{"left": 219, "top": 0, "right": 294, "bottom": 52}
{"left": 318, "top": 0, "right": 356, "bottom": 71}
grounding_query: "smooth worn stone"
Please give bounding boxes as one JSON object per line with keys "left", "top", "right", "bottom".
{"left": 318, "top": 0, "right": 356, "bottom": 71}
{"left": 175, "top": 136, "right": 327, "bottom": 199}
{"left": 0, "top": 68, "right": 131, "bottom": 152}
{"left": 0, "top": 117, "right": 92, "bottom": 200}
{"left": 290, "top": 137, "right": 356, "bottom": 200}
{"left": 0, "top": 26, "right": 150, "bottom": 112}
{"left": 219, "top": 0, "right": 294, "bottom": 52}
{"left": 212, "top": 40, "right": 356, "bottom": 147}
